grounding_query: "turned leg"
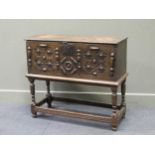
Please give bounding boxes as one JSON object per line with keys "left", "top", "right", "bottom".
{"left": 121, "top": 79, "right": 126, "bottom": 118}
{"left": 46, "top": 80, "right": 53, "bottom": 108}
{"left": 111, "top": 87, "right": 118, "bottom": 131}
{"left": 28, "top": 78, "right": 37, "bottom": 117}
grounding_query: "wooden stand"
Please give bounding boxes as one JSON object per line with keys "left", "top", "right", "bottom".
{"left": 27, "top": 73, "right": 127, "bottom": 131}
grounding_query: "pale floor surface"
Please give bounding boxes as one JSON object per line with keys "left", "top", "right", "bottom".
{"left": 0, "top": 98, "right": 155, "bottom": 135}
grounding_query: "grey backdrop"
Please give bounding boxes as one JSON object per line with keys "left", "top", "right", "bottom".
{"left": 0, "top": 19, "right": 155, "bottom": 103}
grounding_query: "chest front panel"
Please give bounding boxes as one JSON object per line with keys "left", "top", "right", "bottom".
{"left": 26, "top": 41, "right": 117, "bottom": 81}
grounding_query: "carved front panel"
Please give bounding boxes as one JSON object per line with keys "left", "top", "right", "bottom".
{"left": 26, "top": 41, "right": 116, "bottom": 80}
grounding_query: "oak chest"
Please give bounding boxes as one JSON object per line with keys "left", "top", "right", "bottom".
{"left": 26, "top": 34, "right": 128, "bottom": 131}
{"left": 26, "top": 34, "right": 127, "bottom": 83}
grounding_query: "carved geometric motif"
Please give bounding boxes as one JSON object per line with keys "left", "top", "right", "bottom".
{"left": 60, "top": 56, "right": 78, "bottom": 74}
{"left": 30, "top": 42, "right": 108, "bottom": 76}
{"left": 82, "top": 48, "right": 107, "bottom": 76}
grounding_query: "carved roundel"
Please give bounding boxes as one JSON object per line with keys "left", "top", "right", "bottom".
{"left": 60, "top": 57, "right": 78, "bottom": 74}
{"left": 64, "top": 60, "right": 73, "bottom": 71}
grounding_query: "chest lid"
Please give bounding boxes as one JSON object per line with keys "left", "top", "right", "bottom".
{"left": 26, "top": 34, "right": 127, "bottom": 44}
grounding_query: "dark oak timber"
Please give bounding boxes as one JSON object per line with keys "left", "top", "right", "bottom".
{"left": 26, "top": 34, "right": 127, "bottom": 131}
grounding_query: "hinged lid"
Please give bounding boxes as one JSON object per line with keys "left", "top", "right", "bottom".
{"left": 26, "top": 34, "right": 127, "bottom": 44}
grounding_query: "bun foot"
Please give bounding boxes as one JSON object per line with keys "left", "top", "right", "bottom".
{"left": 112, "top": 125, "right": 117, "bottom": 131}
{"left": 32, "top": 113, "right": 37, "bottom": 118}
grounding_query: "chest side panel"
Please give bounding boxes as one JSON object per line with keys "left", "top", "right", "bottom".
{"left": 114, "top": 39, "right": 127, "bottom": 80}
{"left": 26, "top": 41, "right": 117, "bottom": 81}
